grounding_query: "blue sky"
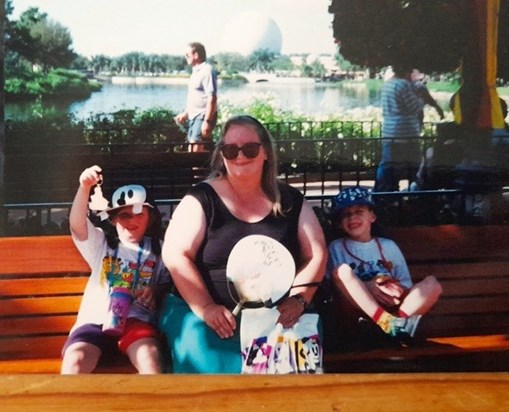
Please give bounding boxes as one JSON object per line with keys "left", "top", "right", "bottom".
{"left": 10, "top": 0, "right": 337, "bottom": 57}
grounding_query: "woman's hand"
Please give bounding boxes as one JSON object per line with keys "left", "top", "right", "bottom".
{"left": 202, "top": 303, "right": 237, "bottom": 339}
{"left": 276, "top": 295, "right": 306, "bottom": 329}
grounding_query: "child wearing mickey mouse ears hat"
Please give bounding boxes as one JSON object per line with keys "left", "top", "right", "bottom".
{"left": 326, "top": 186, "right": 442, "bottom": 342}
{"left": 62, "top": 165, "right": 171, "bottom": 374}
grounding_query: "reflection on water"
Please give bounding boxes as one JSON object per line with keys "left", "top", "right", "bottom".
{"left": 5, "top": 80, "right": 385, "bottom": 120}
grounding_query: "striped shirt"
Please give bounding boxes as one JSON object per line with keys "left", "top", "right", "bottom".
{"left": 381, "top": 78, "right": 423, "bottom": 138}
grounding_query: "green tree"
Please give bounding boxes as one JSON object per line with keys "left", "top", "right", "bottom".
{"left": 71, "top": 55, "right": 90, "bottom": 70}
{"left": 329, "top": 0, "right": 509, "bottom": 131}
{"left": 334, "top": 52, "right": 358, "bottom": 73}
{"left": 329, "top": 0, "right": 470, "bottom": 74}
{"left": 7, "top": 7, "right": 76, "bottom": 71}
{"left": 249, "top": 49, "right": 277, "bottom": 72}
{"left": 90, "top": 54, "right": 111, "bottom": 74}
{"left": 214, "top": 52, "right": 250, "bottom": 74}
{"left": 272, "top": 55, "right": 294, "bottom": 72}
{"left": 309, "top": 59, "right": 326, "bottom": 79}
{"left": 162, "top": 54, "right": 186, "bottom": 73}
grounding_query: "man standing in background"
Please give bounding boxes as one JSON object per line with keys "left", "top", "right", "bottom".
{"left": 374, "top": 65, "right": 424, "bottom": 192}
{"left": 175, "top": 42, "right": 218, "bottom": 152}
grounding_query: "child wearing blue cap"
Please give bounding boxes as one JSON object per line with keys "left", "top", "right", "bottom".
{"left": 327, "top": 186, "right": 442, "bottom": 339}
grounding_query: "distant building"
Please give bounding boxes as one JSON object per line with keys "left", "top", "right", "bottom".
{"left": 219, "top": 11, "right": 282, "bottom": 55}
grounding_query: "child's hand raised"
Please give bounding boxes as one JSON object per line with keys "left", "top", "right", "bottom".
{"left": 79, "top": 165, "right": 102, "bottom": 190}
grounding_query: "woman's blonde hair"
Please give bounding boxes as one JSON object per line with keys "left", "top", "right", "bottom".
{"left": 209, "top": 115, "right": 283, "bottom": 216}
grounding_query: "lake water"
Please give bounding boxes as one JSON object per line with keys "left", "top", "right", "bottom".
{"left": 5, "top": 79, "right": 384, "bottom": 120}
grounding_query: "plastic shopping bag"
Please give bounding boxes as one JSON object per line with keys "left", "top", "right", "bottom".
{"left": 240, "top": 307, "right": 322, "bottom": 374}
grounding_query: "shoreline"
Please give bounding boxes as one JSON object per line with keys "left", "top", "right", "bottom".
{"left": 107, "top": 74, "right": 315, "bottom": 86}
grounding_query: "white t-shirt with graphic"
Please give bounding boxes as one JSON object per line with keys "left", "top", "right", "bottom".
{"left": 70, "top": 219, "right": 170, "bottom": 332}
{"left": 327, "top": 237, "right": 412, "bottom": 289}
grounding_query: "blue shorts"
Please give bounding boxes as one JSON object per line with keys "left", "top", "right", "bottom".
{"left": 187, "top": 114, "right": 216, "bottom": 143}
{"left": 158, "top": 294, "right": 241, "bottom": 374}
{"left": 187, "top": 114, "right": 206, "bottom": 143}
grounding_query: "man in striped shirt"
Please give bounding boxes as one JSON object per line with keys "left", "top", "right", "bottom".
{"left": 374, "top": 65, "right": 424, "bottom": 192}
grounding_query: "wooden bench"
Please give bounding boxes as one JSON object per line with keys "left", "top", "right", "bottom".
{"left": 0, "top": 236, "right": 136, "bottom": 373}
{"left": 323, "top": 224, "right": 509, "bottom": 372}
{"left": 1, "top": 225, "right": 508, "bottom": 374}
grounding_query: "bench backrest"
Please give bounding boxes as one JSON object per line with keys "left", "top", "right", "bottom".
{"left": 388, "top": 225, "right": 509, "bottom": 337}
{"left": 0, "top": 236, "right": 89, "bottom": 360}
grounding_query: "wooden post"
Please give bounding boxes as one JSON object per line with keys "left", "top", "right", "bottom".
{"left": 452, "top": 0, "right": 505, "bottom": 131}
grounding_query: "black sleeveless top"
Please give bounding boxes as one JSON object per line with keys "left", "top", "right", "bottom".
{"left": 187, "top": 181, "right": 304, "bottom": 310}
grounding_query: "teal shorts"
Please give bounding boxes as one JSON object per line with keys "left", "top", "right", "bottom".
{"left": 158, "top": 294, "right": 242, "bottom": 374}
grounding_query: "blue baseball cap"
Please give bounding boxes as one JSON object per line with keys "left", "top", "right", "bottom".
{"left": 331, "top": 187, "right": 374, "bottom": 216}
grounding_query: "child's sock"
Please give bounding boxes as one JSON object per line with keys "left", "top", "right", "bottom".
{"left": 372, "top": 309, "right": 395, "bottom": 334}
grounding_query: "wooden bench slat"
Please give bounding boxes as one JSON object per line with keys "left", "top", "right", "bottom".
{"left": 411, "top": 261, "right": 509, "bottom": 279}
{"left": 439, "top": 278, "right": 509, "bottom": 297}
{"left": 390, "top": 225, "right": 509, "bottom": 261}
{"left": 429, "top": 295, "right": 509, "bottom": 315}
{"left": 0, "top": 277, "right": 88, "bottom": 297}
{"left": 0, "top": 335, "right": 67, "bottom": 359}
{"left": 324, "top": 335, "right": 509, "bottom": 368}
{"left": 0, "top": 358, "right": 137, "bottom": 374}
{"left": 0, "top": 358, "right": 63, "bottom": 374}
{"left": 0, "top": 236, "right": 88, "bottom": 275}
{"left": 0, "top": 296, "right": 81, "bottom": 317}
{"left": 419, "top": 313, "right": 509, "bottom": 337}
{"left": 0, "top": 315, "right": 76, "bottom": 337}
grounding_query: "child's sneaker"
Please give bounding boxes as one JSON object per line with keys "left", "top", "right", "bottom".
{"left": 389, "top": 314, "right": 422, "bottom": 338}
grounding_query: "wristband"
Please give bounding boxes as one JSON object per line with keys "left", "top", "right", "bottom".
{"left": 291, "top": 293, "right": 308, "bottom": 309}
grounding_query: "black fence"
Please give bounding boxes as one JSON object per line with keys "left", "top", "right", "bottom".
{"left": 3, "top": 120, "right": 509, "bottom": 236}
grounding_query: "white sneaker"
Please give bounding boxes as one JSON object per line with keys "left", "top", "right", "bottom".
{"left": 390, "top": 315, "right": 422, "bottom": 338}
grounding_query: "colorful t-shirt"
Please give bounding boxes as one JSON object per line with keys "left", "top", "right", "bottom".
{"left": 326, "top": 237, "right": 412, "bottom": 289}
{"left": 70, "top": 219, "right": 170, "bottom": 332}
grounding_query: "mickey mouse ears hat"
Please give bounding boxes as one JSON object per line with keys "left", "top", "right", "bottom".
{"left": 106, "top": 184, "right": 155, "bottom": 215}
{"left": 331, "top": 187, "right": 374, "bottom": 216}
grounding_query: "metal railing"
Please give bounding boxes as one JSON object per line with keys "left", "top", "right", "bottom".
{"left": 3, "top": 119, "right": 508, "bottom": 236}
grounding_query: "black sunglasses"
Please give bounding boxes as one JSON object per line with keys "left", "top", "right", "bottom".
{"left": 220, "top": 143, "right": 262, "bottom": 160}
